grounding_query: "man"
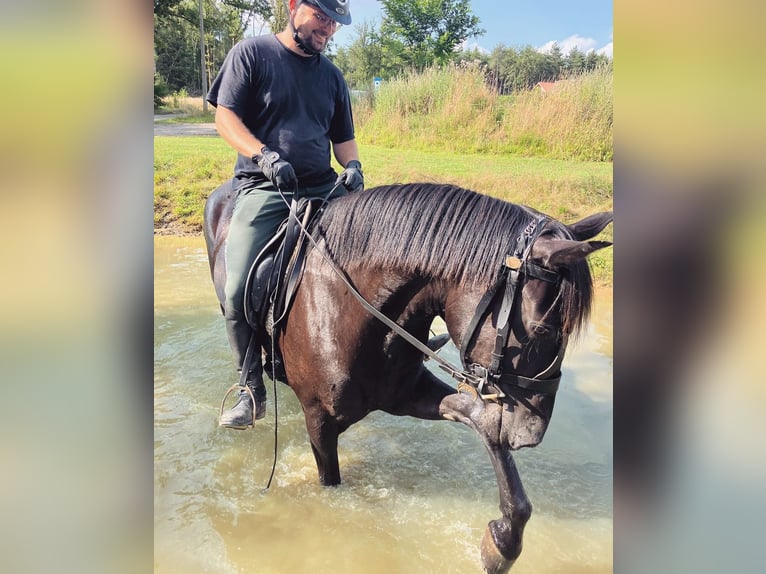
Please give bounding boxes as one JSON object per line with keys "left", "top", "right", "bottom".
{"left": 207, "top": 0, "right": 363, "bottom": 429}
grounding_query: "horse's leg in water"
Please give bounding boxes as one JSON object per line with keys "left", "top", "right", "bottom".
{"left": 386, "top": 369, "right": 528, "bottom": 574}
{"left": 303, "top": 405, "right": 342, "bottom": 486}
{"left": 477, "top": 439, "right": 531, "bottom": 574}
{"left": 441, "top": 393, "right": 529, "bottom": 574}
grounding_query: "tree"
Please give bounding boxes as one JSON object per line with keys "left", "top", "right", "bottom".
{"left": 487, "top": 44, "right": 518, "bottom": 93}
{"left": 453, "top": 47, "right": 489, "bottom": 68}
{"left": 487, "top": 45, "right": 550, "bottom": 93}
{"left": 584, "top": 50, "right": 611, "bottom": 72}
{"left": 486, "top": 43, "right": 584, "bottom": 94}
{"left": 154, "top": 0, "right": 272, "bottom": 95}
{"left": 545, "top": 43, "right": 564, "bottom": 80}
{"left": 268, "top": 0, "right": 289, "bottom": 33}
{"left": 155, "top": 14, "right": 200, "bottom": 92}
{"left": 198, "top": 0, "right": 208, "bottom": 111}
{"left": 565, "top": 47, "right": 586, "bottom": 76}
{"left": 379, "top": 0, "right": 484, "bottom": 69}
{"left": 154, "top": 0, "right": 185, "bottom": 18}
{"left": 333, "top": 21, "right": 385, "bottom": 89}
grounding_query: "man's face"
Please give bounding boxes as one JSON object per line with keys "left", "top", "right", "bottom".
{"left": 293, "top": 1, "right": 338, "bottom": 53}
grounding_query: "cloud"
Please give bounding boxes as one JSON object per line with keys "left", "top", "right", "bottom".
{"left": 459, "top": 40, "right": 490, "bottom": 55}
{"left": 597, "top": 42, "right": 613, "bottom": 58}
{"left": 597, "top": 31, "right": 613, "bottom": 58}
{"left": 538, "top": 34, "right": 599, "bottom": 55}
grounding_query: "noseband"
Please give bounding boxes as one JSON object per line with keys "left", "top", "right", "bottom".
{"left": 455, "top": 215, "right": 566, "bottom": 401}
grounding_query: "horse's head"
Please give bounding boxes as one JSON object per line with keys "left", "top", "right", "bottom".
{"left": 452, "top": 211, "right": 613, "bottom": 450}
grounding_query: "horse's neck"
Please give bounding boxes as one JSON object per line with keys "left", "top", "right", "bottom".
{"left": 440, "top": 283, "right": 490, "bottom": 347}
{"left": 352, "top": 271, "right": 443, "bottom": 331}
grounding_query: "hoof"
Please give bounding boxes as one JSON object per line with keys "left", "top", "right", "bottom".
{"left": 480, "top": 525, "right": 516, "bottom": 574}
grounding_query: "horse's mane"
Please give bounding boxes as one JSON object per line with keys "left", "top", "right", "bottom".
{"left": 315, "top": 183, "right": 593, "bottom": 336}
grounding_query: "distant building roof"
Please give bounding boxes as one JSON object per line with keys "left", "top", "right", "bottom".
{"left": 535, "top": 81, "right": 558, "bottom": 93}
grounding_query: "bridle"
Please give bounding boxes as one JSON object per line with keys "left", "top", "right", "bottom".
{"left": 281, "top": 184, "right": 568, "bottom": 404}
{"left": 455, "top": 214, "right": 567, "bottom": 402}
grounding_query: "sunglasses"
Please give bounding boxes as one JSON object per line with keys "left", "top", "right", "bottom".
{"left": 303, "top": 2, "right": 339, "bottom": 29}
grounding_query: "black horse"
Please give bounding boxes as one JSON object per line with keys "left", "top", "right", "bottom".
{"left": 204, "top": 182, "right": 612, "bottom": 573}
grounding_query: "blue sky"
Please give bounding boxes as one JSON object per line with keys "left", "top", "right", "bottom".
{"left": 334, "top": 0, "right": 613, "bottom": 57}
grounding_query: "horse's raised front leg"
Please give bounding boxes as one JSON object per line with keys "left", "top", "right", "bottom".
{"left": 439, "top": 393, "right": 531, "bottom": 574}
{"left": 303, "top": 405, "right": 342, "bottom": 486}
{"left": 384, "top": 369, "right": 530, "bottom": 573}
{"left": 383, "top": 367, "right": 456, "bottom": 420}
{"left": 479, "top": 440, "right": 531, "bottom": 573}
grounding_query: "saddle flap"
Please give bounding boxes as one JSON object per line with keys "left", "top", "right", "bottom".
{"left": 243, "top": 222, "right": 287, "bottom": 328}
{"left": 243, "top": 196, "right": 325, "bottom": 332}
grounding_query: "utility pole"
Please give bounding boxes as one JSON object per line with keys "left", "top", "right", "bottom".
{"left": 198, "top": 0, "right": 208, "bottom": 112}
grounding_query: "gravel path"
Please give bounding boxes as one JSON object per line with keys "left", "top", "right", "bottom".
{"left": 154, "top": 114, "right": 218, "bottom": 136}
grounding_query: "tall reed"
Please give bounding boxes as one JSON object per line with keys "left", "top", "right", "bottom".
{"left": 355, "top": 64, "right": 612, "bottom": 162}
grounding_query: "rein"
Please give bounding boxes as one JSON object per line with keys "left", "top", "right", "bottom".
{"left": 278, "top": 184, "right": 565, "bottom": 402}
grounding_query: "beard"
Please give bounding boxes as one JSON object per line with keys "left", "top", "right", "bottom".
{"left": 293, "top": 23, "right": 329, "bottom": 54}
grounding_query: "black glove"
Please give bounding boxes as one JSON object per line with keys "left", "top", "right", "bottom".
{"left": 336, "top": 160, "right": 364, "bottom": 193}
{"left": 253, "top": 146, "right": 298, "bottom": 190}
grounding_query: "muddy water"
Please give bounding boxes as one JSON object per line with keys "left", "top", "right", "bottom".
{"left": 154, "top": 236, "right": 612, "bottom": 574}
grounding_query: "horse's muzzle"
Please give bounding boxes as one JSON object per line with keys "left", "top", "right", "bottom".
{"left": 501, "top": 395, "right": 555, "bottom": 450}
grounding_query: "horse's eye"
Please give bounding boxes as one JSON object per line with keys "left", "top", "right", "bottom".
{"left": 530, "top": 322, "right": 551, "bottom": 337}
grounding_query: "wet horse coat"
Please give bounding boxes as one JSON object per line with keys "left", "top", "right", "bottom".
{"left": 203, "top": 182, "right": 612, "bottom": 573}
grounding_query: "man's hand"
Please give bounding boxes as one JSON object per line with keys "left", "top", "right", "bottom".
{"left": 336, "top": 160, "right": 364, "bottom": 193}
{"left": 253, "top": 147, "right": 298, "bottom": 190}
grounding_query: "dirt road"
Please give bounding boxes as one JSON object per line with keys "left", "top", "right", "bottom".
{"left": 154, "top": 114, "right": 217, "bottom": 137}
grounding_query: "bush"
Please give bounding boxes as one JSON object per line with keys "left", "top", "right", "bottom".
{"left": 154, "top": 73, "right": 170, "bottom": 109}
{"left": 166, "top": 87, "right": 189, "bottom": 110}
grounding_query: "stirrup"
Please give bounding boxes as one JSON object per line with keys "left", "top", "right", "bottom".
{"left": 219, "top": 382, "right": 257, "bottom": 428}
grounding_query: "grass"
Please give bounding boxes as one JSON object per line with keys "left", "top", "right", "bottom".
{"left": 154, "top": 137, "right": 233, "bottom": 231}
{"left": 355, "top": 64, "right": 612, "bottom": 161}
{"left": 155, "top": 93, "right": 204, "bottom": 114}
{"left": 155, "top": 93, "right": 215, "bottom": 122}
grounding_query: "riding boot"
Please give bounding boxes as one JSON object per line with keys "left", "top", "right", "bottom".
{"left": 219, "top": 363, "right": 267, "bottom": 429}
{"left": 219, "top": 318, "right": 267, "bottom": 429}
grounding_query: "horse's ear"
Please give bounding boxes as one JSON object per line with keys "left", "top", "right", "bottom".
{"left": 533, "top": 238, "right": 612, "bottom": 269}
{"left": 567, "top": 212, "right": 613, "bottom": 241}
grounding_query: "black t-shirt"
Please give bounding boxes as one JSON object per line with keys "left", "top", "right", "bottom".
{"left": 207, "top": 34, "right": 355, "bottom": 187}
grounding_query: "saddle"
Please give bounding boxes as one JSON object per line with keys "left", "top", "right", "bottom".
{"left": 243, "top": 196, "right": 325, "bottom": 378}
